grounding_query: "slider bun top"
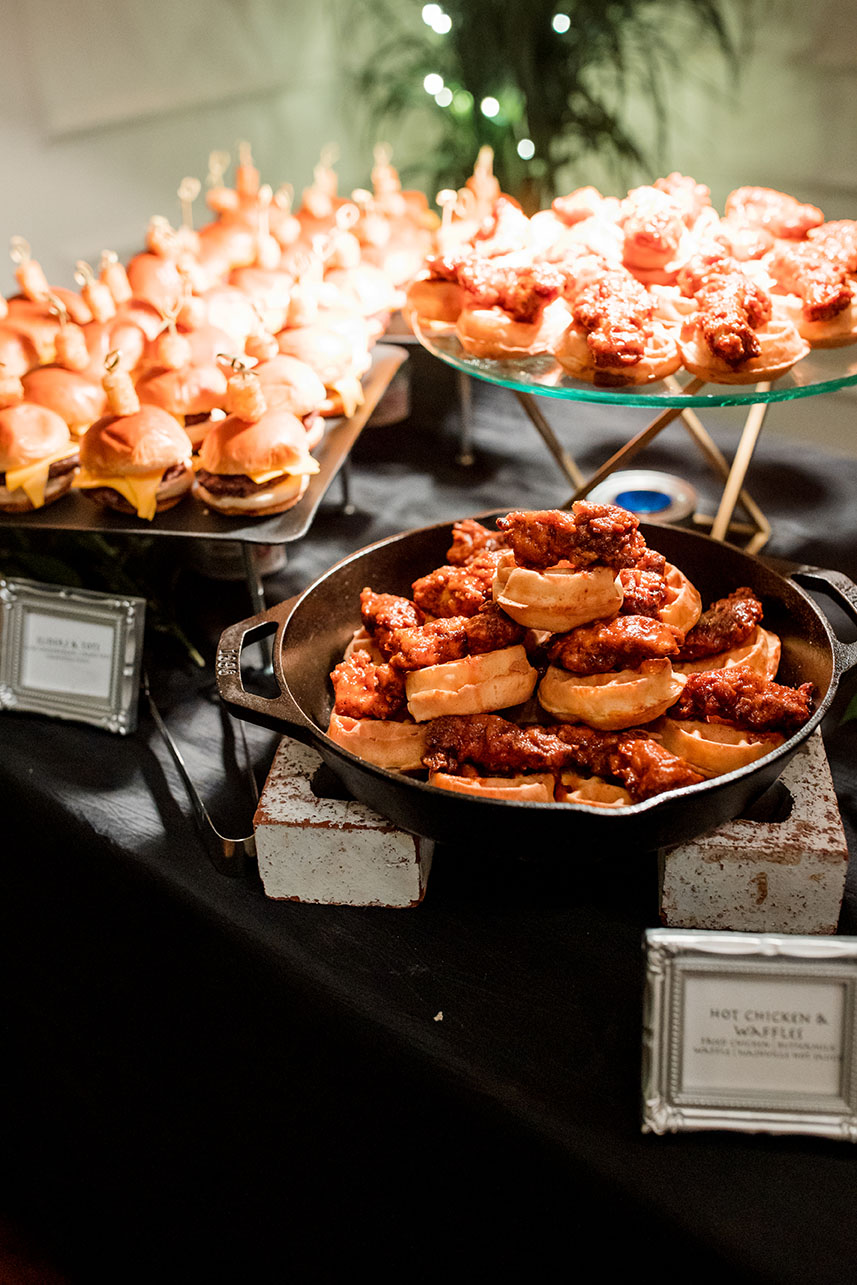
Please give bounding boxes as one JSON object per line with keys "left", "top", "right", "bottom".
{"left": 22, "top": 366, "right": 106, "bottom": 431}
{"left": 136, "top": 364, "right": 228, "bottom": 416}
{"left": 81, "top": 407, "right": 192, "bottom": 476}
{"left": 253, "top": 354, "right": 327, "bottom": 415}
{"left": 0, "top": 401, "right": 72, "bottom": 471}
{"left": 197, "top": 407, "right": 314, "bottom": 477}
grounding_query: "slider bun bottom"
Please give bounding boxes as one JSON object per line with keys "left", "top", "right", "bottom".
{"left": 554, "top": 322, "right": 681, "bottom": 385}
{"left": 428, "top": 771, "right": 555, "bottom": 802}
{"left": 493, "top": 559, "right": 623, "bottom": 632}
{"left": 192, "top": 472, "right": 309, "bottom": 517}
{"left": 538, "top": 659, "right": 686, "bottom": 730}
{"left": 658, "top": 717, "right": 784, "bottom": 778}
{"left": 555, "top": 772, "right": 633, "bottom": 808}
{"left": 659, "top": 563, "right": 702, "bottom": 633}
{"left": 674, "top": 626, "right": 781, "bottom": 680}
{"left": 405, "top": 644, "right": 538, "bottom": 723}
{"left": 327, "top": 713, "right": 427, "bottom": 771}
{"left": 0, "top": 470, "right": 75, "bottom": 512}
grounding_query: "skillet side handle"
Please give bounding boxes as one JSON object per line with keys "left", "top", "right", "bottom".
{"left": 790, "top": 566, "right": 857, "bottom": 678}
{"left": 216, "top": 595, "right": 317, "bottom": 742}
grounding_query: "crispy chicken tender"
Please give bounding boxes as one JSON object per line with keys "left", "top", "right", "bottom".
{"left": 653, "top": 172, "right": 712, "bottom": 227}
{"left": 669, "top": 665, "right": 813, "bottom": 734}
{"left": 497, "top": 503, "right": 664, "bottom": 573}
{"left": 767, "top": 244, "right": 852, "bottom": 323}
{"left": 330, "top": 651, "right": 407, "bottom": 720}
{"left": 807, "top": 220, "right": 857, "bottom": 274}
{"left": 677, "top": 588, "right": 764, "bottom": 661}
{"left": 618, "top": 567, "right": 669, "bottom": 617}
{"left": 360, "top": 589, "right": 424, "bottom": 658}
{"left": 568, "top": 270, "right": 655, "bottom": 367}
{"left": 455, "top": 260, "right": 564, "bottom": 323}
{"left": 724, "top": 186, "right": 824, "bottom": 240}
{"left": 412, "top": 560, "right": 496, "bottom": 618}
{"left": 678, "top": 254, "right": 773, "bottom": 368}
{"left": 389, "top": 602, "right": 525, "bottom": 671}
{"left": 422, "top": 713, "right": 704, "bottom": 802}
{"left": 547, "top": 615, "right": 683, "bottom": 675}
{"left": 446, "top": 518, "right": 507, "bottom": 566}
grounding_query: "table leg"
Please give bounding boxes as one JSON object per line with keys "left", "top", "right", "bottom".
{"left": 514, "top": 391, "right": 585, "bottom": 490}
{"left": 456, "top": 370, "right": 475, "bottom": 466}
{"left": 339, "top": 457, "right": 355, "bottom": 515}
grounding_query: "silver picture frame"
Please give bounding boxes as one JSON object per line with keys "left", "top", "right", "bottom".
{"left": 0, "top": 576, "right": 146, "bottom": 734}
{"left": 642, "top": 928, "right": 857, "bottom": 1141}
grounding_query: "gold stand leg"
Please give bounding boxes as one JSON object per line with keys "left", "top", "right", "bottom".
{"left": 515, "top": 390, "right": 586, "bottom": 490}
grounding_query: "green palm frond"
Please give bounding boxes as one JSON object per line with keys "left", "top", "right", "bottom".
{"left": 342, "top": 0, "right": 747, "bottom": 206}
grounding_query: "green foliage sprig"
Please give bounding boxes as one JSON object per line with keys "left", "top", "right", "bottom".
{"left": 346, "top": 0, "right": 744, "bottom": 207}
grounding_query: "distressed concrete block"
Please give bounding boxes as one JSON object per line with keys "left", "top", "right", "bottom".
{"left": 659, "top": 731, "right": 848, "bottom": 935}
{"left": 254, "top": 738, "right": 433, "bottom": 908}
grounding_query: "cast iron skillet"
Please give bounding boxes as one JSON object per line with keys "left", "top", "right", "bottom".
{"left": 216, "top": 517, "right": 857, "bottom": 853}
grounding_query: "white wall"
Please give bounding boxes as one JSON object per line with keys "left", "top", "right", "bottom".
{"left": 2, "top": 0, "right": 856, "bottom": 291}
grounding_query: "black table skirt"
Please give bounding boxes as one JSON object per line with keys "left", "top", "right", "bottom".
{"left": 2, "top": 347, "right": 857, "bottom": 1282}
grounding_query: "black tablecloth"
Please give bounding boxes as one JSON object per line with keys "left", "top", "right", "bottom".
{"left": 2, "top": 348, "right": 857, "bottom": 1283}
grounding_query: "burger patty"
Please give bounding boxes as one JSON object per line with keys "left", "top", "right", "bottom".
{"left": 195, "top": 468, "right": 290, "bottom": 498}
{"left": 0, "top": 451, "right": 79, "bottom": 487}
{"left": 83, "top": 462, "right": 188, "bottom": 515}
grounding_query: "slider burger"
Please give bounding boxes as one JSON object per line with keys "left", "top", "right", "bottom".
{"left": 276, "top": 320, "right": 369, "bottom": 418}
{"left": 74, "top": 355, "right": 193, "bottom": 519}
{"left": 250, "top": 353, "right": 327, "bottom": 448}
{"left": 136, "top": 362, "right": 228, "bottom": 450}
{"left": 21, "top": 364, "right": 107, "bottom": 439}
{"left": 0, "top": 393, "right": 78, "bottom": 512}
{"left": 192, "top": 366, "right": 319, "bottom": 516}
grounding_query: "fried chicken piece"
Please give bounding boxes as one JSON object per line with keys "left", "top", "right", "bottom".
{"left": 472, "top": 196, "right": 532, "bottom": 258}
{"left": 724, "top": 186, "right": 824, "bottom": 240}
{"left": 569, "top": 270, "right": 654, "bottom": 368}
{"left": 497, "top": 503, "right": 658, "bottom": 572}
{"left": 462, "top": 601, "right": 526, "bottom": 654}
{"left": 618, "top": 567, "right": 669, "bottom": 617}
{"left": 677, "top": 254, "right": 774, "bottom": 368}
{"left": 360, "top": 589, "right": 424, "bottom": 659}
{"left": 653, "top": 173, "right": 712, "bottom": 227}
{"left": 547, "top": 615, "right": 683, "bottom": 674}
{"left": 669, "top": 665, "right": 813, "bottom": 734}
{"left": 330, "top": 651, "right": 407, "bottom": 720}
{"left": 551, "top": 186, "right": 605, "bottom": 227}
{"left": 677, "top": 588, "right": 763, "bottom": 661}
{"left": 426, "top": 250, "right": 474, "bottom": 283}
{"left": 446, "top": 518, "right": 507, "bottom": 566}
{"left": 807, "top": 220, "right": 857, "bottom": 274}
{"left": 456, "top": 259, "right": 564, "bottom": 323}
{"left": 621, "top": 186, "right": 686, "bottom": 258}
{"left": 423, "top": 713, "right": 704, "bottom": 801}
{"left": 412, "top": 560, "right": 495, "bottom": 618}
{"left": 389, "top": 603, "right": 525, "bottom": 670}
{"left": 766, "top": 244, "right": 852, "bottom": 323}
{"left": 389, "top": 616, "right": 468, "bottom": 671}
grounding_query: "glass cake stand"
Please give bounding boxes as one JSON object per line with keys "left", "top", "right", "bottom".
{"left": 412, "top": 320, "right": 857, "bottom": 553}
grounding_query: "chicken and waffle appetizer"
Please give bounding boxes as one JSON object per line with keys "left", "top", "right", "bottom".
{"left": 326, "top": 503, "right": 815, "bottom": 806}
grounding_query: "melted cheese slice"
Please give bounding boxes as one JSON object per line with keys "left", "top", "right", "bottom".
{"left": 191, "top": 455, "right": 320, "bottom": 484}
{"left": 329, "top": 376, "right": 364, "bottom": 418}
{"left": 74, "top": 467, "right": 166, "bottom": 520}
{"left": 5, "top": 448, "right": 76, "bottom": 509}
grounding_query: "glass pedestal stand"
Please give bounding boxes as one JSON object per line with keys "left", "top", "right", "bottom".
{"left": 414, "top": 321, "right": 857, "bottom": 553}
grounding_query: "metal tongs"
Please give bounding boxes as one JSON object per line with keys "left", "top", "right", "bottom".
{"left": 142, "top": 670, "right": 257, "bottom": 878}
